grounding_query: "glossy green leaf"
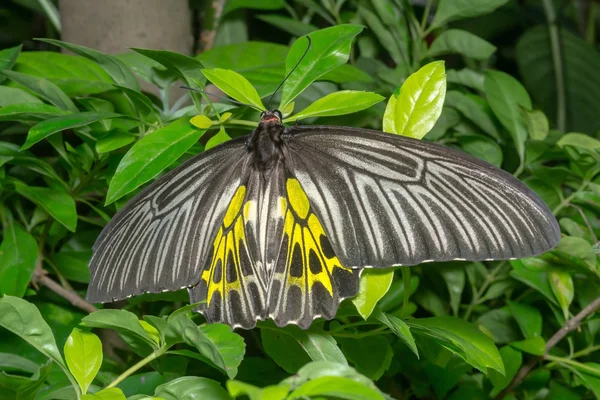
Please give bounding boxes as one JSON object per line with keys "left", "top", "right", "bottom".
{"left": 289, "top": 376, "right": 384, "bottom": 400}
{"left": 374, "top": 311, "right": 418, "bottom": 357}
{"left": 227, "top": 381, "right": 289, "bottom": 400}
{"left": 95, "top": 130, "right": 136, "bottom": 154}
{"left": 391, "top": 61, "right": 446, "bottom": 139}
{"left": 153, "top": 377, "right": 231, "bottom": 400}
{"left": 286, "top": 90, "right": 384, "bottom": 122}
{"left": 12, "top": 181, "right": 77, "bottom": 232}
{"left": 407, "top": 316, "right": 504, "bottom": 374}
{"left": 554, "top": 236, "right": 597, "bottom": 270}
{"left": 446, "top": 69, "right": 485, "bottom": 91}
{"left": 113, "top": 85, "right": 156, "bottom": 119}
{"left": 352, "top": 269, "right": 394, "bottom": 320}
{"left": 382, "top": 87, "right": 400, "bottom": 134}
{"left": 0, "top": 87, "right": 42, "bottom": 106}
{"left": 202, "top": 68, "right": 264, "bottom": 110}
{"left": 525, "top": 110, "right": 549, "bottom": 140}
{"left": 224, "top": 0, "right": 284, "bottom": 14}
{"left": 425, "top": 107, "right": 461, "bottom": 140}
{"left": 488, "top": 346, "right": 522, "bottom": 397}
{"left": 22, "top": 112, "right": 128, "bottom": 150}
{"left": 0, "top": 223, "right": 37, "bottom": 297}
{"left": 205, "top": 126, "right": 232, "bottom": 151}
{"left": 14, "top": 51, "right": 114, "bottom": 96}
{"left": 340, "top": 336, "right": 393, "bottom": 381}
{"left": 81, "top": 310, "right": 158, "bottom": 351}
{"left": 510, "top": 336, "right": 546, "bottom": 356}
{"left": 39, "top": 39, "right": 140, "bottom": 91}
{"left": 106, "top": 119, "right": 206, "bottom": 204}
{"left": 280, "top": 24, "right": 364, "bottom": 108}
{"left": 430, "top": 0, "right": 510, "bottom": 29}
{"left": 64, "top": 328, "right": 102, "bottom": 394}
{"left": 0, "top": 103, "right": 66, "bottom": 122}
{"left": 445, "top": 91, "right": 499, "bottom": 139}
{"left": 284, "top": 327, "right": 346, "bottom": 365}
{"left": 0, "top": 70, "right": 78, "bottom": 112}
{"left": 0, "top": 45, "right": 21, "bottom": 84}
{"left": 548, "top": 269, "right": 574, "bottom": 319}
{"left": 428, "top": 30, "right": 496, "bottom": 60}
{"left": 81, "top": 388, "right": 126, "bottom": 400}
{"left": 508, "top": 302, "right": 542, "bottom": 339}
{"left": 190, "top": 115, "right": 213, "bottom": 129}
{"left": 485, "top": 70, "right": 532, "bottom": 164}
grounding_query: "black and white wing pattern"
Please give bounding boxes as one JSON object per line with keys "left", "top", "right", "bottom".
{"left": 284, "top": 125, "right": 561, "bottom": 269}
{"left": 87, "top": 137, "right": 252, "bottom": 303}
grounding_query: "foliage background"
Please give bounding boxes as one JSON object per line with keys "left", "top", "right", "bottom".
{"left": 0, "top": 0, "right": 599, "bottom": 399}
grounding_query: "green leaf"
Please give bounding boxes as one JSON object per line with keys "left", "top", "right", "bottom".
{"left": 458, "top": 135, "right": 503, "bottom": 167}
{"left": 488, "top": 346, "right": 522, "bottom": 397}
{"left": 407, "top": 316, "right": 504, "bottom": 374}
{"left": 374, "top": 311, "right": 418, "bottom": 357}
{"left": 14, "top": 51, "right": 114, "bottom": 96}
{"left": 0, "top": 70, "right": 78, "bottom": 112}
{"left": 81, "top": 310, "right": 158, "bottom": 352}
{"left": 224, "top": 0, "right": 284, "bottom": 14}
{"left": 64, "top": 328, "right": 102, "bottom": 394}
{"left": 0, "top": 296, "right": 67, "bottom": 370}
{"left": 351, "top": 269, "right": 394, "bottom": 320}
{"left": 426, "top": 107, "right": 461, "bottom": 140}
{"left": 202, "top": 68, "right": 264, "bottom": 111}
{"left": 570, "top": 363, "right": 600, "bottom": 398}
{"left": 0, "top": 87, "right": 42, "bottom": 106}
{"left": 227, "top": 381, "right": 289, "bottom": 400}
{"left": 340, "top": 336, "right": 393, "bottom": 381}
{"left": 430, "top": 0, "right": 510, "bottom": 30}
{"left": 12, "top": 181, "right": 77, "bottom": 232}
{"left": 81, "top": 388, "right": 126, "bottom": 400}
{"left": 261, "top": 329, "right": 312, "bottom": 373}
{"left": 446, "top": 69, "right": 485, "bottom": 92}
{"left": 509, "top": 336, "right": 546, "bottom": 356}
{"left": 0, "top": 360, "right": 52, "bottom": 400}
{"left": 554, "top": 236, "right": 597, "bottom": 271}
{"left": 507, "top": 302, "right": 542, "bottom": 339}
{"left": 525, "top": 110, "right": 549, "bottom": 141}
{"left": 288, "top": 376, "right": 384, "bottom": 400}
{"left": 484, "top": 70, "right": 532, "bottom": 164}
{"left": 205, "top": 126, "right": 231, "bottom": 151}
{"left": 0, "top": 45, "right": 21, "bottom": 84}
{"left": 0, "top": 353, "right": 39, "bottom": 374}
{"left": 54, "top": 251, "right": 91, "bottom": 283}
{"left": 106, "top": 119, "right": 206, "bottom": 204}
{"left": 280, "top": 24, "right": 364, "bottom": 108}
{"left": 96, "top": 130, "right": 136, "bottom": 154}
{"left": 510, "top": 260, "right": 558, "bottom": 306}
{"left": 548, "top": 269, "right": 574, "bottom": 320}
{"left": 0, "top": 103, "right": 66, "bottom": 122}
{"left": 286, "top": 91, "right": 384, "bottom": 122}
{"left": 257, "top": 14, "right": 317, "bottom": 37}
{"left": 0, "top": 223, "right": 37, "bottom": 297}
{"left": 22, "top": 112, "right": 129, "bottom": 150}
{"left": 358, "top": 6, "right": 408, "bottom": 66}
{"left": 190, "top": 115, "right": 213, "bottom": 129}
{"left": 428, "top": 30, "right": 496, "bottom": 60}
{"left": 39, "top": 39, "right": 140, "bottom": 91}
{"left": 284, "top": 327, "right": 347, "bottom": 365}
{"left": 445, "top": 91, "right": 499, "bottom": 139}
{"left": 153, "top": 377, "right": 231, "bottom": 400}
{"left": 440, "top": 265, "right": 466, "bottom": 316}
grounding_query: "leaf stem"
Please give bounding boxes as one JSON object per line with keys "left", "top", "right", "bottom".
{"left": 545, "top": 354, "right": 600, "bottom": 377}
{"left": 463, "top": 261, "right": 507, "bottom": 321}
{"left": 541, "top": 0, "right": 566, "bottom": 132}
{"left": 106, "top": 345, "right": 169, "bottom": 389}
{"left": 552, "top": 181, "right": 588, "bottom": 215}
{"left": 420, "top": 0, "right": 433, "bottom": 32}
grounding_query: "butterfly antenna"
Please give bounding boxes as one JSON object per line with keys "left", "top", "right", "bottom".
{"left": 267, "top": 35, "right": 312, "bottom": 110}
{"left": 180, "top": 85, "right": 263, "bottom": 112}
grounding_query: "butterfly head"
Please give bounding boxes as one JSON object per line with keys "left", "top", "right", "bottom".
{"left": 260, "top": 110, "right": 282, "bottom": 124}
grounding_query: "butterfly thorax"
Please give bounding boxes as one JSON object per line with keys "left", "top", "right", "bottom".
{"left": 247, "top": 110, "right": 286, "bottom": 171}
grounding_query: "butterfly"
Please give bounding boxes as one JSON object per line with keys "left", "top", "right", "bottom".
{"left": 87, "top": 108, "right": 561, "bottom": 330}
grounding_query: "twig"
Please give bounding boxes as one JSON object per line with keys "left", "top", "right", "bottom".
{"left": 200, "top": 0, "right": 226, "bottom": 51}
{"left": 495, "top": 295, "right": 600, "bottom": 399}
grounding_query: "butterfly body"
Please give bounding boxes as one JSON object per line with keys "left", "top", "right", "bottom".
{"left": 88, "top": 111, "right": 560, "bottom": 329}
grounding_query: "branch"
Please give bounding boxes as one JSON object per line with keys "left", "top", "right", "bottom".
{"left": 495, "top": 295, "right": 600, "bottom": 399}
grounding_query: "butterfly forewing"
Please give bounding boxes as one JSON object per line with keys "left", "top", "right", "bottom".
{"left": 284, "top": 125, "right": 561, "bottom": 268}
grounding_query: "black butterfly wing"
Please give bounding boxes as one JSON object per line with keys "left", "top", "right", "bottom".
{"left": 284, "top": 125, "right": 561, "bottom": 268}
{"left": 87, "top": 136, "right": 254, "bottom": 303}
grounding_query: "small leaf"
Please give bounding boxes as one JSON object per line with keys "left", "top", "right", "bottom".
{"left": 393, "top": 61, "right": 447, "bottom": 139}
{"left": 81, "top": 310, "right": 158, "bottom": 352}
{"left": 488, "top": 346, "right": 522, "bottom": 397}
{"left": 190, "top": 115, "right": 214, "bottom": 129}
{"left": 153, "top": 377, "right": 230, "bottom": 400}
{"left": 139, "top": 321, "right": 160, "bottom": 346}
{"left": 12, "top": 181, "right": 77, "bottom": 232}
{"left": 202, "top": 68, "right": 264, "bottom": 110}
{"left": 352, "top": 269, "right": 394, "bottom": 320}
{"left": 96, "top": 130, "right": 135, "bottom": 154}
{"left": 0, "top": 45, "right": 21, "bottom": 84}
{"left": 280, "top": 24, "right": 364, "bottom": 108}
{"left": 445, "top": 91, "right": 499, "bottom": 139}
{"left": 227, "top": 381, "right": 289, "bottom": 400}
{"left": 106, "top": 119, "right": 206, "bottom": 204}
{"left": 374, "top": 311, "right": 418, "bottom": 357}
{"left": 205, "top": 127, "right": 231, "bottom": 151}
{"left": 508, "top": 302, "right": 542, "bottom": 339}
{"left": 548, "top": 269, "right": 574, "bottom": 320}
{"left": 525, "top": 110, "right": 549, "bottom": 140}
{"left": 0, "top": 70, "right": 78, "bottom": 112}
{"left": 39, "top": 39, "right": 140, "bottom": 91}
{"left": 289, "top": 376, "right": 384, "bottom": 400}
{"left": 261, "top": 329, "right": 312, "bottom": 374}
{"left": 0, "top": 223, "right": 37, "bottom": 297}
{"left": 286, "top": 90, "right": 384, "bottom": 122}
{"left": 446, "top": 69, "right": 484, "bottom": 91}
{"left": 510, "top": 260, "right": 558, "bottom": 306}
{"left": 428, "top": 30, "right": 496, "bottom": 60}
{"left": 81, "top": 388, "right": 126, "bottom": 400}
{"left": 430, "top": 0, "right": 510, "bottom": 29}
{"left": 22, "top": 112, "right": 129, "bottom": 150}
{"left": 340, "top": 337, "right": 392, "bottom": 381}
{"left": 440, "top": 265, "right": 465, "bottom": 316}
{"left": 510, "top": 336, "right": 546, "bottom": 356}
{"left": 64, "top": 328, "right": 102, "bottom": 394}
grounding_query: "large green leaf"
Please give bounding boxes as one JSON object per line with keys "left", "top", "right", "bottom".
{"left": 12, "top": 181, "right": 77, "bottom": 232}
{"left": 407, "top": 316, "right": 504, "bottom": 374}
{"left": 64, "top": 328, "right": 102, "bottom": 395}
{"left": 0, "top": 87, "right": 42, "bottom": 107}
{"left": 0, "top": 103, "right": 66, "bottom": 122}
{"left": 153, "top": 377, "right": 231, "bottom": 400}
{"left": 427, "top": 30, "right": 496, "bottom": 60}
{"left": 280, "top": 25, "right": 364, "bottom": 108}
{"left": 286, "top": 90, "right": 383, "bottom": 122}
{"left": 261, "top": 329, "right": 312, "bottom": 374}
{"left": 0, "top": 70, "right": 78, "bottom": 112}
{"left": 351, "top": 269, "right": 394, "bottom": 320}
{"left": 106, "top": 119, "right": 206, "bottom": 204}
{"left": 387, "top": 61, "right": 446, "bottom": 139}
{"left": 430, "top": 0, "right": 510, "bottom": 30}
{"left": 81, "top": 310, "right": 158, "bottom": 352}
{"left": 0, "top": 223, "right": 37, "bottom": 297}
{"left": 516, "top": 26, "right": 600, "bottom": 133}
{"left": 13, "top": 51, "right": 113, "bottom": 96}
{"left": 38, "top": 39, "right": 140, "bottom": 91}
{"left": 374, "top": 311, "right": 418, "bottom": 357}
{"left": 22, "top": 112, "right": 128, "bottom": 150}
{"left": 202, "top": 68, "right": 265, "bottom": 110}
{"left": 289, "top": 376, "right": 384, "bottom": 400}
